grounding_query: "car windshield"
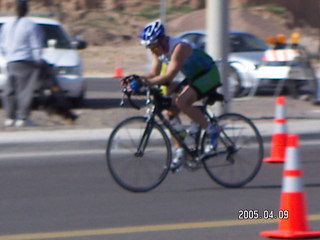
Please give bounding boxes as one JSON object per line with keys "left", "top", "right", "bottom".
{"left": 230, "top": 33, "right": 268, "bottom": 52}
{"left": 182, "top": 33, "right": 206, "bottom": 49}
{"left": 0, "top": 22, "right": 72, "bottom": 49}
{"left": 180, "top": 32, "right": 268, "bottom": 53}
{"left": 39, "top": 24, "right": 72, "bottom": 49}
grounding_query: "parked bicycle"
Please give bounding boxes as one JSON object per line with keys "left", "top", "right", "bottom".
{"left": 106, "top": 75, "right": 264, "bottom": 192}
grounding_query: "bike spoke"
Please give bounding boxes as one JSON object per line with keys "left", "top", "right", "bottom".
{"left": 106, "top": 116, "right": 171, "bottom": 192}
{"left": 202, "top": 113, "right": 263, "bottom": 188}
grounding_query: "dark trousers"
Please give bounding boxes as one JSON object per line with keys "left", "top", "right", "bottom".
{"left": 3, "top": 61, "right": 40, "bottom": 120}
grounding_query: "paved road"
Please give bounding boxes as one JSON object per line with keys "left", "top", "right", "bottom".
{"left": 0, "top": 135, "right": 320, "bottom": 240}
{"left": 1, "top": 77, "right": 320, "bottom": 239}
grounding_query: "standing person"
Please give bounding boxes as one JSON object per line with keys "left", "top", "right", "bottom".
{"left": 0, "top": 0, "right": 43, "bottom": 127}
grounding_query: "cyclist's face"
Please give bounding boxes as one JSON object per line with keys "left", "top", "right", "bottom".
{"left": 147, "top": 43, "right": 164, "bottom": 56}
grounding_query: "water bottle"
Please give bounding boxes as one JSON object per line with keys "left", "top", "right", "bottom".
{"left": 210, "top": 124, "right": 220, "bottom": 147}
{"left": 185, "top": 121, "right": 199, "bottom": 147}
{"left": 170, "top": 118, "right": 187, "bottom": 139}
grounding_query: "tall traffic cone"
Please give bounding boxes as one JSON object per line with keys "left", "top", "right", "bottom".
{"left": 264, "top": 96, "right": 287, "bottom": 163}
{"left": 260, "top": 134, "right": 320, "bottom": 239}
{"left": 113, "top": 57, "right": 124, "bottom": 78}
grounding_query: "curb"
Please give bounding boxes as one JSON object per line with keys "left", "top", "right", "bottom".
{"left": 255, "top": 119, "right": 320, "bottom": 139}
{"left": 0, "top": 128, "right": 113, "bottom": 144}
{"left": 0, "top": 118, "right": 319, "bottom": 144}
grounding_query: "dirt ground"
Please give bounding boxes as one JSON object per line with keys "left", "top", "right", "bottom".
{"left": 80, "top": 8, "right": 319, "bottom": 77}
{"left": 79, "top": 44, "right": 148, "bottom": 77}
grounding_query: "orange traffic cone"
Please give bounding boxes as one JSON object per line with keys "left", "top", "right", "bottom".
{"left": 260, "top": 134, "right": 320, "bottom": 239}
{"left": 113, "top": 57, "right": 124, "bottom": 78}
{"left": 264, "top": 96, "right": 287, "bottom": 163}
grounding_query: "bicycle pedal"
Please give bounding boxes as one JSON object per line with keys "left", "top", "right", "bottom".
{"left": 170, "top": 165, "right": 183, "bottom": 173}
{"left": 184, "top": 160, "right": 201, "bottom": 171}
{"left": 170, "top": 160, "right": 184, "bottom": 172}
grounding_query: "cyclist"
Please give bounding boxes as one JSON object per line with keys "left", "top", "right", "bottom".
{"left": 122, "top": 20, "right": 221, "bottom": 167}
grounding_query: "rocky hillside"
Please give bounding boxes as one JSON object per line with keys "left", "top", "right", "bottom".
{"left": 1, "top": 0, "right": 319, "bottom": 75}
{"left": 242, "top": 0, "right": 320, "bottom": 28}
{"left": 0, "top": 0, "right": 204, "bottom": 46}
{"left": 0, "top": 0, "right": 318, "bottom": 49}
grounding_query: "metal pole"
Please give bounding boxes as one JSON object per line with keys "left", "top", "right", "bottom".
{"left": 206, "top": 0, "right": 230, "bottom": 114}
{"left": 160, "top": 0, "right": 167, "bottom": 26}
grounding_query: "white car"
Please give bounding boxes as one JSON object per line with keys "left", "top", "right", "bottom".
{"left": 0, "top": 17, "right": 87, "bottom": 105}
{"left": 255, "top": 47, "right": 316, "bottom": 98}
{"left": 177, "top": 30, "right": 269, "bottom": 97}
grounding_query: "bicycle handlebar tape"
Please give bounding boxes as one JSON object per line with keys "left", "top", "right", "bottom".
{"left": 260, "top": 134, "right": 320, "bottom": 239}
{"left": 113, "top": 57, "right": 124, "bottom": 78}
{"left": 264, "top": 96, "right": 288, "bottom": 163}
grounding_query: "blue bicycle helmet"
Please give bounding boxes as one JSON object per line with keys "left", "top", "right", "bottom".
{"left": 140, "top": 20, "right": 165, "bottom": 46}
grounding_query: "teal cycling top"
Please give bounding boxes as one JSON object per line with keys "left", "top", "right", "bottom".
{"left": 159, "top": 37, "right": 215, "bottom": 80}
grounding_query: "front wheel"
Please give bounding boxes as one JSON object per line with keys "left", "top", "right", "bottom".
{"left": 106, "top": 116, "right": 172, "bottom": 192}
{"left": 201, "top": 113, "right": 263, "bottom": 188}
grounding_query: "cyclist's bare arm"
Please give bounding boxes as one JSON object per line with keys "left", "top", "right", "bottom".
{"left": 143, "top": 54, "right": 162, "bottom": 79}
{"left": 144, "top": 43, "right": 192, "bottom": 85}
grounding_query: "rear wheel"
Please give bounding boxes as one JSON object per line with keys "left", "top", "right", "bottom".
{"left": 201, "top": 113, "right": 263, "bottom": 187}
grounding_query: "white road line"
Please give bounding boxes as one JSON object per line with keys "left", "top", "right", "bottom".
{"left": 1, "top": 214, "right": 320, "bottom": 240}
{"left": 0, "top": 149, "right": 105, "bottom": 160}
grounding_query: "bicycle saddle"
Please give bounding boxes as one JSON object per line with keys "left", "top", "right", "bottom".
{"left": 205, "top": 89, "right": 224, "bottom": 106}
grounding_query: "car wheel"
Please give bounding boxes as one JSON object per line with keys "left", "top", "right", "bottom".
{"left": 70, "top": 96, "right": 84, "bottom": 108}
{"left": 228, "top": 67, "right": 248, "bottom": 98}
{"left": 70, "top": 88, "right": 86, "bottom": 108}
{"left": 282, "top": 80, "right": 300, "bottom": 99}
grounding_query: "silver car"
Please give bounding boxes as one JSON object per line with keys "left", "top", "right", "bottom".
{"left": 177, "top": 30, "right": 269, "bottom": 97}
{"left": 0, "top": 17, "right": 87, "bottom": 105}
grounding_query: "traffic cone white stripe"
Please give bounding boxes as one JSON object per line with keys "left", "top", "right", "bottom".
{"left": 284, "top": 147, "right": 301, "bottom": 169}
{"left": 282, "top": 141, "right": 304, "bottom": 192}
{"left": 282, "top": 176, "right": 304, "bottom": 192}
{"left": 274, "top": 122, "right": 287, "bottom": 133}
{"left": 275, "top": 106, "right": 286, "bottom": 120}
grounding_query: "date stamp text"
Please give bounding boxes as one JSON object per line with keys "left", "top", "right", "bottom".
{"left": 238, "top": 209, "right": 289, "bottom": 220}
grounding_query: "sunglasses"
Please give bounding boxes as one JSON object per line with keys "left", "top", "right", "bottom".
{"left": 147, "top": 43, "right": 161, "bottom": 51}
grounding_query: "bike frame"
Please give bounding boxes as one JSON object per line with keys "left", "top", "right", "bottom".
{"left": 124, "top": 85, "right": 237, "bottom": 164}
{"left": 141, "top": 101, "right": 224, "bottom": 162}
{"left": 107, "top": 80, "right": 263, "bottom": 191}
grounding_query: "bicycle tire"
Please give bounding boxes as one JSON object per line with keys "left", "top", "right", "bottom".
{"left": 106, "top": 116, "right": 172, "bottom": 192}
{"left": 201, "top": 113, "right": 263, "bottom": 188}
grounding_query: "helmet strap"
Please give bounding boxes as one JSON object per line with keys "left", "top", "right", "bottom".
{"left": 160, "top": 36, "right": 169, "bottom": 54}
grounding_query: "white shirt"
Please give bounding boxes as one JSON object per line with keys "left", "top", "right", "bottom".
{"left": 0, "top": 17, "right": 43, "bottom": 63}
{"left": 159, "top": 37, "right": 189, "bottom": 64}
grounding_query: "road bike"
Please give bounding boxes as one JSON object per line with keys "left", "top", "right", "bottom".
{"left": 106, "top": 75, "right": 264, "bottom": 192}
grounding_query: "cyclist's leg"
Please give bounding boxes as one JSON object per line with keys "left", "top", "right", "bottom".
{"left": 175, "top": 86, "right": 208, "bottom": 129}
{"left": 166, "top": 82, "right": 193, "bottom": 166}
{"left": 178, "top": 66, "right": 221, "bottom": 128}
{"left": 162, "top": 107, "right": 180, "bottom": 147}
